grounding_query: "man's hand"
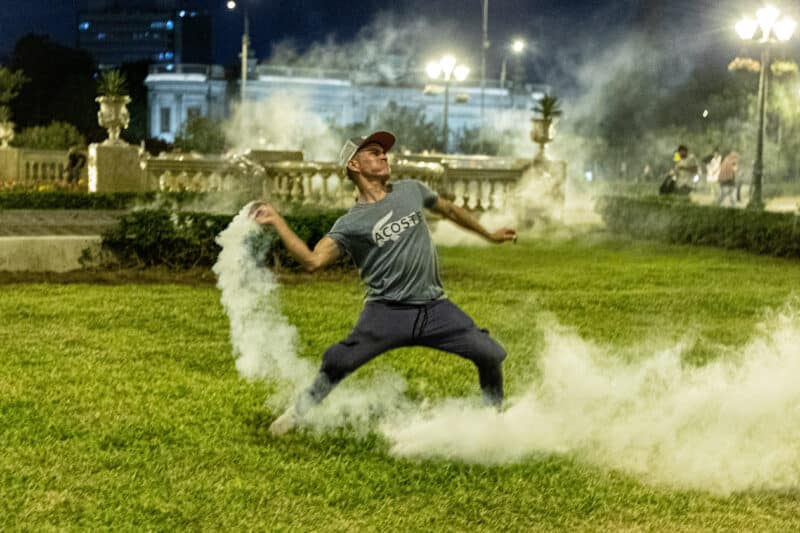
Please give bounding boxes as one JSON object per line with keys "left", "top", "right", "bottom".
{"left": 490, "top": 228, "right": 518, "bottom": 244}
{"left": 251, "top": 202, "right": 283, "bottom": 227}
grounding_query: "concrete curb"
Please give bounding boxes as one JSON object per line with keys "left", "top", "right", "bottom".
{"left": 0, "top": 235, "right": 102, "bottom": 272}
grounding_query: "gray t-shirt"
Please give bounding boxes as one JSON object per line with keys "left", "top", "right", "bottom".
{"left": 327, "top": 179, "right": 444, "bottom": 303}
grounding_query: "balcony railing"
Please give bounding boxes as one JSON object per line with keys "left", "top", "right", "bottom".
{"left": 148, "top": 64, "right": 225, "bottom": 78}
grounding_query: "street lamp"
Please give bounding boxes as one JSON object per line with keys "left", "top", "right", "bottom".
{"left": 426, "top": 55, "right": 469, "bottom": 153}
{"left": 736, "top": 6, "right": 796, "bottom": 209}
{"left": 500, "top": 38, "right": 525, "bottom": 89}
{"left": 227, "top": 0, "right": 250, "bottom": 103}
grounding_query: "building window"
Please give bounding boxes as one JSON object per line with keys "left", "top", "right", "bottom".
{"left": 160, "top": 107, "right": 171, "bottom": 134}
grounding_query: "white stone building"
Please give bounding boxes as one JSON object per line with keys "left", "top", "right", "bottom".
{"left": 145, "top": 63, "right": 548, "bottom": 148}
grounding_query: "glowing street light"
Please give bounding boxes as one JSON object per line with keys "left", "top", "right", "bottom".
{"left": 736, "top": 6, "right": 796, "bottom": 208}
{"left": 427, "top": 55, "right": 469, "bottom": 152}
{"left": 227, "top": 0, "right": 250, "bottom": 103}
{"left": 500, "top": 38, "right": 526, "bottom": 89}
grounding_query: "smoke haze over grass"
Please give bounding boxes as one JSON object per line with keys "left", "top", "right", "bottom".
{"left": 213, "top": 208, "right": 800, "bottom": 495}
{"left": 383, "top": 304, "right": 800, "bottom": 494}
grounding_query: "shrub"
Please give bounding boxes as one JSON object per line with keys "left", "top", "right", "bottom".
{"left": 99, "top": 206, "right": 349, "bottom": 270}
{"left": 598, "top": 195, "right": 800, "bottom": 258}
{"left": 0, "top": 191, "right": 240, "bottom": 210}
{"left": 174, "top": 114, "right": 226, "bottom": 154}
{"left": 11, "top": 121, "right": 86, "bottom": 150}
{"left": 0, "top": 191, "right": 144, "bottom": 209}
{"left": 97, "top": 70, "right": 128, "bottom": 97}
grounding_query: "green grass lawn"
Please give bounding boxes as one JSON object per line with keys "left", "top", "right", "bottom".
{"left": 2, "top": 234, "right": 800, "bottom": 531}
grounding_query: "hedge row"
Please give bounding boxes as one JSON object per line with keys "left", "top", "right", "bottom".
{"left": 0, "top": 191, "right": 223, "bottom": 210}
{"left": 99, "top": 207, "right": 349, "bottom": 270}
{"left": 598, "top": 195, "right": 800, "bottom": 258}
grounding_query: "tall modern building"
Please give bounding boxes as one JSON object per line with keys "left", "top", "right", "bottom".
{"left": 76, "top": 1, "right": 212, "bottom": 69}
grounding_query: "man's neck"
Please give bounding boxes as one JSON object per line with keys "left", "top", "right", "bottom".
{"left": 356, "top": 176, "right": 389, "bottom": 204}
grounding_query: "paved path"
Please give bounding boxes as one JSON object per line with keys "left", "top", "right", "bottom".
{"left": 0, "top": 210, "right": 124, "bottom": 236}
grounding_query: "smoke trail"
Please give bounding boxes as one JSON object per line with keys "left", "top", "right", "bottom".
{"left": 382, "top": 305, "right": 800, "bottom": 495}
{"left": 213, "top": 204, "right": 411, "bottom": 427}
{"left": 225, "top": 95, "right": 342, "bottom": 160}
{"left": 212, "top": 203, "right": 315, "bottom": 392}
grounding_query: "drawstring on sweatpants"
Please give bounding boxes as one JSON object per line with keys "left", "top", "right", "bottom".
{"left": 412, "top": 305, "right": 430, "bottom": 339}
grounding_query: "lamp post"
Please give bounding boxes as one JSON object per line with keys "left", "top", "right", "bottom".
{"left": 736, "top": 6, "right": 796, "bottom": 209}
{"left": 227, "top": 0, "right": 250, "bottom": 103}
{"left": 500, "top": 39, "right": 525, "bottom": 89}
{"left": 426, "top": 55, "right": 469, "bottom": 153}
{"left": 480, "top": 0, "right": 489, "bottom": 153}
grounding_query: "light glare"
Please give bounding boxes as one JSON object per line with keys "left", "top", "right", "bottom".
{"left": 426, "top": 62, "right": 442, "bottom": 79}
{"left": 512, "top": 39, "right": 525, "bottom": 53}
{"left": 227, "top": 0, "right": 237, "bottom": 10}
{"left": 440, "top": 55, "right": 457, "bottom": 77}
{"left": 736, "top": 18, "right": 758, "bottom": 40}
{"left": 774, "top": 17, "right": 797, "bottom": 41}
{"left": 757, "top": 6, "right": 780, "bottom": 34}
{"left": 453, "top": 65, "right": 469, "bottom": 82}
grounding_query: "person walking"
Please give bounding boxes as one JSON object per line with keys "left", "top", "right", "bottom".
{"left": 251, "top": 131, "right": 517, "bottom": 435}
{"left": 716, "top": 151, "right": 739, "bottom": 207}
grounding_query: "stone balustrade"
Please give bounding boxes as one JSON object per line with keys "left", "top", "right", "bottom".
{"left": 142, "top": 153, "right": 531, "bottom": 211}
{"left": 0, "top": 148, "right": 71, "bottom": 186}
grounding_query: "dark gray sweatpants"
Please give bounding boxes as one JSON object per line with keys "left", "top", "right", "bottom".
{"left": 300, "top": 298, "right": 507, "bottom": 410}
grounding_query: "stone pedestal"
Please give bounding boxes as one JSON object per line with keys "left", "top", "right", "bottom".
{"left": 0, "top": 147, "right": 20, "bottom": 184}
{"left": 88, "top": 143, "right": 146, "bottom": 192}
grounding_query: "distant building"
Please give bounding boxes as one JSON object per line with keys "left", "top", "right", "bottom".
{"left": 145, "top": 64, "right": 549, "bottom": 146}
{"left": 77, "top": 4, "right": 211, "bottom": 69}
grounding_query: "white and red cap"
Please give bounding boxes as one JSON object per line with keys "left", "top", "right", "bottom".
{"left": 338, "top": 130, "right": 395, "bottom": 170}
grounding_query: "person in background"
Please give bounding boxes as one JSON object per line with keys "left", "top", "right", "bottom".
{"left": 716, "top": 151, "right": 739, "bottom": 207}
{"left": 672, "top": 144, "right": 698, "bottom": 193}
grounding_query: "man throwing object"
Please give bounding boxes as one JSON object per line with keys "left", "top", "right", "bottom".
{"left": 252, "top": 131, "right": 517, "bottom": 435}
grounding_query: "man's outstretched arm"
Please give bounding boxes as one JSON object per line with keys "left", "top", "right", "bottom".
{"left": 251, "top": 203, "right": 341, "bottom": 272}
{"left": 430, "top": 197, "right": 517, "bottom": 244}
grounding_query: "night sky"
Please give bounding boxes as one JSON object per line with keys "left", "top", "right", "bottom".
{"left": 0, "top": 0, "right": 639, "bottom": 64}
{"left": 1, "top": 0, "right": 796, "bottom": 86}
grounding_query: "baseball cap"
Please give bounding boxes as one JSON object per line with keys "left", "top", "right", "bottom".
{"left": 338, "top": 131, "right": 396, "bottom": 170}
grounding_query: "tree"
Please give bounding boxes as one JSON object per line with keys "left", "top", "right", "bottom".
{"left": 370, "top": 101, "right": 440, "bottom": 152}
{"left": 118, "top": 61, "right": 150, "bottom": 143}
{"left": 9, "top": 34, "right": 103, "bottom": 142}
{"left": 0, "top": 67, "right": 28, "bottom": 120}
{"left": 11, "top": 121, "right": 85, "bottom": 150}
{"left": 174, "top": 113, "right": 226, "bottom": 153}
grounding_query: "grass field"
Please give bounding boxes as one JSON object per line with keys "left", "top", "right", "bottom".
{"left": 2, "top": 233, "right": 800, "bottom": 531}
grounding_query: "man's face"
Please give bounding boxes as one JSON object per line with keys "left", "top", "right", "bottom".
{"left": 678, "top": 148, "right": 688, "bottom": 159}
{"left": 349, "top": 142, "right": 390, "bottom": 180}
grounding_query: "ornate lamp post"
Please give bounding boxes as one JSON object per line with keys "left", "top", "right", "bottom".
{"left": 227, "top": 0, "right": 250, "bottom": 103}
{"left": 736, "top": 6, "right": 796, "bottom": 209}
{"left": 426, "top": 55, "right": 469, "bottom": 153}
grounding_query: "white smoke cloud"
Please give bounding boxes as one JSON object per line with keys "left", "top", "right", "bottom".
{"left": 213, "top": 204, "right": 410, "bottom": 425}
{"left": 266, "top": 13, "right": 461, "bottom": 85}
{"left": 225, "top": 96, "right": 342, "bottom": 160}
{"left": 214, "top": 204, "right": 800, "bottom": 494}
{"left": 382, "top": 306, "right": 800, "bottom": 495}
{"left": 212, "top": 204, "right": 315, "bottom": 395}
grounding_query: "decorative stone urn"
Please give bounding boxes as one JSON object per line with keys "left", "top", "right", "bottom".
{"left": 530, "top": 118, "right": 555, "bottom": 163}
{"left": 0, "top": 121, "right": 14, "bottom": 148}
{"left": 96, "top": 95, "right": 131, "bottom": 145}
